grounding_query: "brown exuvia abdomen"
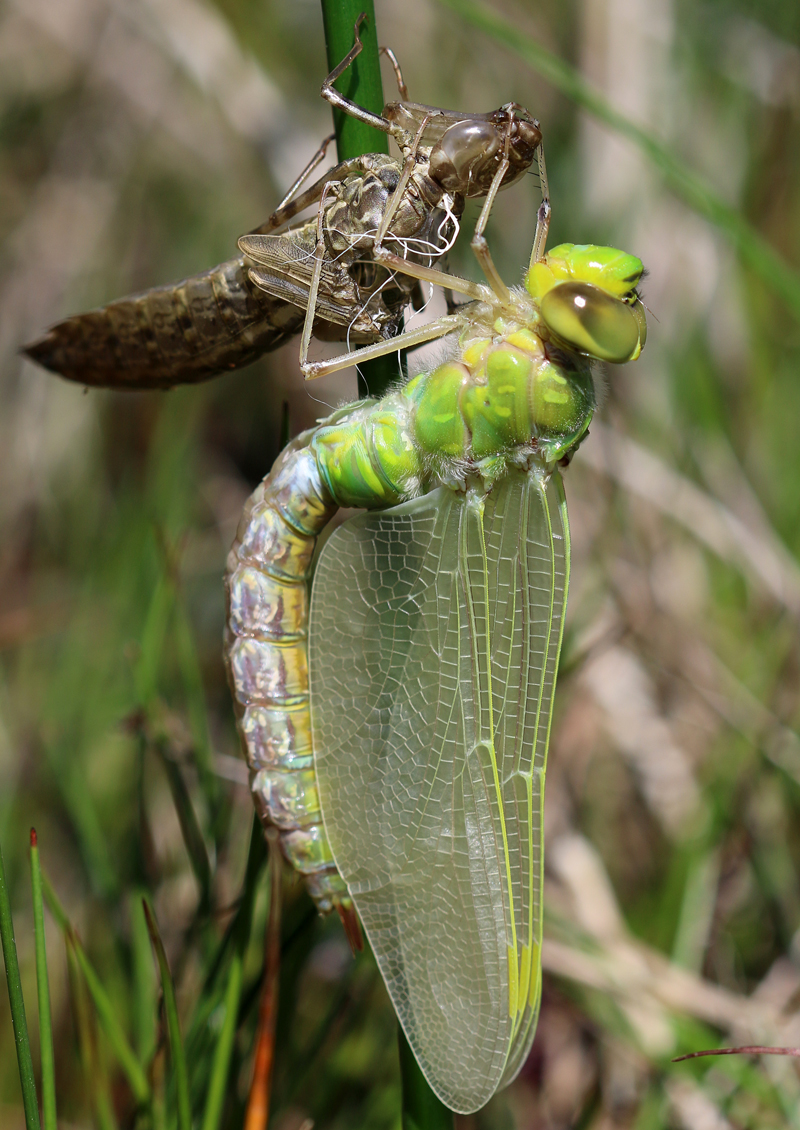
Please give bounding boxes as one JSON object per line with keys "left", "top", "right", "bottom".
{"left": 23, "top": 257, "right": 306, "bottom": 390}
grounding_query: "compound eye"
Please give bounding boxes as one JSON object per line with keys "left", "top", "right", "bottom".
{"left": 540, "top": 281, "right": 642, "bottom": 363}
{"left": 429, "top": 120, "right": 501, "bottom": 194}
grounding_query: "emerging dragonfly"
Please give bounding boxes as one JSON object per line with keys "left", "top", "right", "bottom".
{"left": 225, "top": 156, "right": 647, "bottom": 1109}
{"left": 23, "top": 19, "right": 540, "bottom": 390}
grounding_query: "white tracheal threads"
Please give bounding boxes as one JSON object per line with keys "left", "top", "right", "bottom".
{"left": 224, "top": 433, "right": 348, "bottom": 910}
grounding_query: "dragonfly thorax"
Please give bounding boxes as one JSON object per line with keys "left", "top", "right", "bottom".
{"left": 405, "top": 314, "right": 596, "bottom": 475}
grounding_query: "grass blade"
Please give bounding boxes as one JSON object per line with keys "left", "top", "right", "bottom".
{"left": 65, "top": 938, "right": 119, "bottom": 1130}
{"left": 244, "top": 833, "right": 282, "bottom": 1130}
{"left": 319, "top": 0, "right": 396, "bottom": 396}
{"left": 43, "top": 742, "right": 119, "bottom": 899}
{"left": 154, "top": 735, "right": 212, "bottom": 910}
{"left": 200, "top": 945, "right": 244, "bottom": 1130}
{"left": 202, "top": 820, "right": 265, "bottom": 1130}
{"left": 41, "top": 872, "right": 151, "bottom": 1106}
{"left": 130, "top": 890, "right": 156, "bottom": 1062}
{"left": 173, "top": 593, "right": 220, "bottom": 821}
{"left": 135, "top": 570, "right": 175, "bottom": 709}
{"left": 438, "top": 0, "right": 800, "bottom": 322}
{"left": 29, "top": 831, "right": 56, "bottom": 1130}
{"left": 143, "top": 900, "right": 191, "bottom": 1130}
{"left": 674, "top": 1046, "right": 800, "bottom": 1061}
{"left": 0, "top": 842, "right": 41, "bottom": 1130}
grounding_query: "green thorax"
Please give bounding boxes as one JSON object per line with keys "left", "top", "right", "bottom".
{"left": 309, "top": 242, "right": 646, "bottom": 510}
{"left": 310, "top": 315, "right": 594, "bottom": 510}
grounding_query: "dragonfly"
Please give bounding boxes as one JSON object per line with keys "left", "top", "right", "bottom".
{"left": 22, "top": 18, "right": 541, "bottom": 391}
{"left": 225, "top": 157, "right": 647, "bottom": 1110}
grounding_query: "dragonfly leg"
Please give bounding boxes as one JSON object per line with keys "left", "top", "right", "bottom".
{"left": 530, "top": 144, "right": 551, "bottom": 266}
{"left": 298, "top": 180, "right": 338, "bottom": 375}
{"left": 371, "top": 246, "right": 490, "bottom": 302}
{"left": 247, "top": 153, "right": 383, "bottom": 240}
{"left": 444, "top": 288, "right": 464, "bottom": 315}
{"left": 249, "top": 136, "right": 337, "bottom": 235}
{"left": 374, "top": 113, "right": 432, "bottom": 249}
{"left": 470, "top": 154, "right": 512, "bottom": 304}
{"left": 321, "top": 13, "right": 394, "bottom": 136}
{"left": 471, "top": 107, "right": 549, "bottom": 302}
{"left": 269, "top": 133, "right": 336, "bottom": 219}
{"left": 379, "top": 45, "right": 409, "bottom": 100}
{"left": 301, "top": 314, "right": 462, "bottom": 380}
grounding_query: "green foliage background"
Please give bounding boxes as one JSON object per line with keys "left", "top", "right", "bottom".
{"left": 1, "top": 0, "right": 800, "bottom": 1126}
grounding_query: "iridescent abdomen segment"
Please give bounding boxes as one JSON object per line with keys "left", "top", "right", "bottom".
{"left": 225, "top": 437, "right": 346, "bottom": 910}
{"left": 225, "top": 405, "right": 421, "bottom": 914}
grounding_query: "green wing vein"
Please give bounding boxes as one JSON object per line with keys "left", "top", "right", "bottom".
{"left": 309, "top": 470, "right": 569, "bottom": 1114}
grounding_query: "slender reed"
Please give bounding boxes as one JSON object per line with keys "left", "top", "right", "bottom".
{"left": 0, "top": 841, "right": 41, "bottom": 1130}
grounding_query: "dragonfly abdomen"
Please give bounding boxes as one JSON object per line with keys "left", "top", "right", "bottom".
{"left": 225, "top": 400, "right": 425, "bottom": 936}
{"left": 24, "top": 258, "right": 306, "bottom": 390}
{"left": 225, "top": 434, "right": 352, "bottom": 916}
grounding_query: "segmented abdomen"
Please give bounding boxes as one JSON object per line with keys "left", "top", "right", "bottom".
{"left": 224, "top": 397, "right": 420, "bottom": 932}
{"left": 225, "top": 433, "right": 344, "bottom": 912}
{"left": 24, "top": 258, "right": 306, "bottom": 390}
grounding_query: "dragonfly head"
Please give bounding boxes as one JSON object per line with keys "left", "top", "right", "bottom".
{"left": 525, "top": 243, "right": 647, "bottom": 363}
{"left": 428, "top": 105, "right": 541, "bottom": 198}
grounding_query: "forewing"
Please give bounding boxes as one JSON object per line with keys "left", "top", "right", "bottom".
{"left": 309, "top": 471, "right": 569, "bottom": 1113}
{"left": 239, "top": 229, "right": 367, "bottom": 329}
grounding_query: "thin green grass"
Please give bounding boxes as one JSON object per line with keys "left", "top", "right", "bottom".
{"left": 0, "top": 844, "right": 40, "bottom": 1130}
{"left": 143, "top": 901, "right": 191, "bottom": 1130}
{"left": 398, "top": 1026, "right": 453, "bottom": 1130}
{"left": 42, "top": 874, "right": 152, "bottom": 1107}
{"left": 65, "top": 936, "right": 118, "bottom": 1130}
{"left": 2, "top": 1, "right": 800, "bottom": 1127}
{"left": 29, "top": 831, "right": 56, "bottom": 1130}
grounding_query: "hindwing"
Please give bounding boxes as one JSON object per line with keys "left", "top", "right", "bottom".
{"left": 309, "top": 470, "right": 569, "bottom": 1113}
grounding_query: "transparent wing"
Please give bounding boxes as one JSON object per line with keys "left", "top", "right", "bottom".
{"left": 240, "top": 228, "right": 365, "bottom": 329}
{"left": 309, "top": 470, "right": 569, "bottom": 1114}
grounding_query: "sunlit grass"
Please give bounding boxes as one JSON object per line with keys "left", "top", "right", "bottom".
{"left": 1, "top": 0, "right": 800, "bottom": 1126}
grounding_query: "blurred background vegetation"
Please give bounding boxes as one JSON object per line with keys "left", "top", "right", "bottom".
{"left": 1, "top": 0, "right": 800, "bottom": 1126}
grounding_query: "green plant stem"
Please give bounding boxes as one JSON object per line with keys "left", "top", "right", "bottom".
{"left": 201, "top": 946, "right": 244, "bottom": 1130}
{"left": 201, "top": 821, "right": 264, "bottom": 1130}
{"left": 66, "top": 939, "right": 118, "bottom": 1130}
{"left": 439, "top": 0, "right": 800, "bottom": 322}
{"left": 320, "top": 0, "right": 397, "bottom": 397}
{"left": 0, "top": 843, "right": 41, "bottom": 1130}
{"left": 320, "top": 0, "right": 388, "bottom": 161}
{"left": 317, "top": 5, "right": 443, "bottom": 1122}
{"left": 399, "top": 1025, "right": 454, "bottom": 1130}
{"left": 130, "top": 890, "right": 156, "bottom": 1063}
{"left": 29, "top": 832, "right": 56, "bottom": 1130}
{"left": 143, "top": 901, "right": 191, "bottom": 1130}
{"left": 42, "top": 873, "right": 151, "bottom": 1106}
{"left": 317, "top": 6, "right": 445, "bottom": 1124}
